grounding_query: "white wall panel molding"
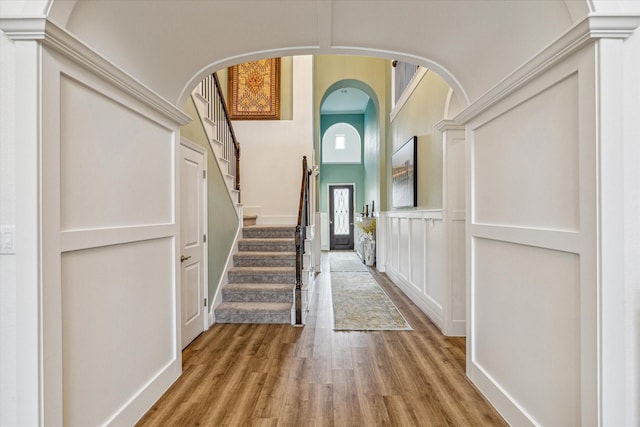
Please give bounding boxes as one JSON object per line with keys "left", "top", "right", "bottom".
{"left": 386, "top": 267, "right": 445, "bottom": 329}
{"left": 442, "top": 124, "right": 466, "bottom": 336}
{"left": 465, "top": 41, "right": 600, "bottom": 425}
{"left": 22, "top": 36, "right": 184, "bottom": 425}
{"left": 434, "top": 119, "right": 465, "bottom": 132}
{"left": 380, "top": 113, "right": 467, "bottom": 338}
{"left": 0, "top": 17, "right": 190, "bottom": 126}
{"left": 61, "top": 239, "right": 180, "bottom": 426}
{"left": 384, "top": 209, "right": 443, "bottom": 220}
{"left": 471, "top": 224, "right": 581, "bottom": 255}
{"left": 60, "top": 224, "right": 175, "bottom": 253}
{"left": 455, "top": 14, "right": 640, "bottom": 125}
{"left": 379, "top": 210, "right": 448, "bottom": 332}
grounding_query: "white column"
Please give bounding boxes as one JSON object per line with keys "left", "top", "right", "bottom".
{"left": 11, "top": 35, "right": 44, "bottom": 427}
{"left": 597, "top": 35, "right": 630, "bottom": 427}
{"left": 436, "top": 120, "right": 466, "bottom": 336}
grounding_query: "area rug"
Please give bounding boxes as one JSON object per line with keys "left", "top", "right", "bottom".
{"left": 329, "top": 252, "right": 369, "bottom": 272}
{"left": 331, "top": 272, "right": 413, "bottom": 331}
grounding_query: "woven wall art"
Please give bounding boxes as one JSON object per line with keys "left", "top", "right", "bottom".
{"left": 228, "top": 58, "right": 280, "bottom": 120}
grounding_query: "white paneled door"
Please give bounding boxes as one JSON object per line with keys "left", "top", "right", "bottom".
{"left": 180, "top": 141, "right": 207, "bottom": 349}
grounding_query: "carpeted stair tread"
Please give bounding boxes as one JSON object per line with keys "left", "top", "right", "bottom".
{"left": 229, "top": 266, "right": 295, "bottom": 273}
{"left": 233, "top": 251, "right": 296, "bottom": 267}
{"left": 238, "top": 238, "right": 296, "bottom": 252}
{"left": 217, "top": 301, "right": 292, "bottom": 311}
{"left": 239, "top": 238, "right": 294, "bottom": 243}
{"left": 227, "top": 266, "right": 296, "bottom": 284}
{"left": 216, "top": 224, "right": 301, "bottom": 324}
{"left": 215, "top": 302, "right": 292, "bottom": 324}
{"left": 235, "top": 251, "right": 296, "bottom": 257}
{"left": 224, "top": 282, "right": 294, "bottom": 291}
{"left": 222, "top": 283, "right": 294, "bottom": 303}
{"left": 242, "top": 225, "right": 297, "bottom": 239}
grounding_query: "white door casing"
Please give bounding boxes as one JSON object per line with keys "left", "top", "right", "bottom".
{"left": 180, "top": 139, "right": 207, "bottom": 349}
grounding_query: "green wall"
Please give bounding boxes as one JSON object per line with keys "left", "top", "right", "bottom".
{"left": 363, "top": 99, "right": 380, "bottom": 214}
{"left": 182, "top": 97, "right": 240, "bottom": 303}
{"left": 313, "top": 55, "right": 389, "bottom": 211}
{"left": 320, "top": 114, "right": 365, "bottom": 214}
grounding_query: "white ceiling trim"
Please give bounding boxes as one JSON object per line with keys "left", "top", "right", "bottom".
{"left": 0, "top": 16, "right": 191, "bottom": 125}
{"left": 455, "top": 13, "right": 640, "bottom": 124}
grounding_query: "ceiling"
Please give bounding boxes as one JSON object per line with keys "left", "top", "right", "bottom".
{"left": 45, "top": 0, "right": 587, "bottom": 105}
{"left": 320, "top": 87, "right": 371, "bottom": 115}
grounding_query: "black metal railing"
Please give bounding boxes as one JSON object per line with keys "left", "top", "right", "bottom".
{"left": 198, "top": 73, "right": 241, "bottom": 201}
{"left": 295, "top": 156, "right": 312, "bottom": 325}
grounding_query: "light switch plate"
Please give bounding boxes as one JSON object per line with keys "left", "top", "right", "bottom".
{"left": 0, "top": 225, "right": 16, "bottom": 254}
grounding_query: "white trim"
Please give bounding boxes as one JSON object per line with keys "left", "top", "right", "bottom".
{"left": 0, "top": 17, "right": 190, "bottom": 126}
{"left": 434, "top": 119, "right": 465, "bottom": 132}
{"left": 179, "top": 138, "right": 209, "bottom": 332}
{"left": 454, "top": 14, "right": 640, "bottom": 125}
{"left": 61, "top": 224, "right": 175, "bottom": 252}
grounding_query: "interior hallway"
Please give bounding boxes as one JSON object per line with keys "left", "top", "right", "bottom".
{"left": 137, "top": 253, "right": 507, "bottom": 426}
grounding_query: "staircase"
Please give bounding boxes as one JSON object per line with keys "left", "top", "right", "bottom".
{"left": 215, "top": 225, "right": 297, "bottom": 324}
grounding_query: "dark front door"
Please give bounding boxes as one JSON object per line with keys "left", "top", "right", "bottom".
{"left": 329, "top": 184, "right": 354, "bottom": 250}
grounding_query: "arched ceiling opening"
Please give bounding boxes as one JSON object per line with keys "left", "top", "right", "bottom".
{"left": 321, "top": 87, "right": 370, "bottom": 115}
{"left": 43, "top": 0, "right": 595, "bottom": 107}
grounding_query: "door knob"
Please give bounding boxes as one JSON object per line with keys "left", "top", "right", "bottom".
{"left": 180, "top": 255, "right": 191, "bottom": 263}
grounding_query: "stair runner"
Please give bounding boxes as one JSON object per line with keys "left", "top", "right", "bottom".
{"left": 215, "top": 225, "right": 296, "bottom": 324}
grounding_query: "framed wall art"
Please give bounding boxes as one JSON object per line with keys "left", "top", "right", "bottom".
{"left": 392, "top": 136, "right": 417, "bottom": 208}
{"left": 227, "top": 58, "right": 281, "bottom": 120}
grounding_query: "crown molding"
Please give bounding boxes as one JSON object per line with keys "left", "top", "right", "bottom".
{"left": 434, "top": 119, "right": 465, "bottom": 132}
{"left": 0, "top": 17, "right": 191, "bottom": 126}
{"left": 454, "top": 13, "right": 640, "bottom": 125}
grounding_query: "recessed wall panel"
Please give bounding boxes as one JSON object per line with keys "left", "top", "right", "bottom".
{"left": 474, "top": 75, "right": 579, "bottom": 231}
{"left": 473, "top": 238, "right": 580, "bottom": 426}
{"left": 391, "top": 218, "right": 400, "bottom": 269}
{"left": 61, "top": 238, "right": 175, "bottom": 426}
{"left": 399, "top": 218, "right": 410, "bottom": 277}
{"left": 410, "top": 218, "right": 424, "bottom": 287}
{"left": 60, "top": 76, "right": 173, "bottom": 230}
{"left": 451, "top": 220, "right": 466, "bottom": 321}
{"left": 425, "top": 221, "right": 444, "bottom": 305}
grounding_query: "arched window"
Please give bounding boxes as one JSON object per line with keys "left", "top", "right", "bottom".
{"left": 322, "top": 123, "right": 361, "bottom": 164}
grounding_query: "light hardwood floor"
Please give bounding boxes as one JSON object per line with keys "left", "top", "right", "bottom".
{"left": 137, "top": 253, "right": 507, "bottom": 426}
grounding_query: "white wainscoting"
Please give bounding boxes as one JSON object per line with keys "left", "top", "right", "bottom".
{"left": 38, "top": 34, "right": 189, "bottom": 426}
{"left": 378, "top": 210, "right": 449, "bottom": 332}
{"left": 378, "top": 120, "right": 466, "bottom": 337}
{"left": 462, "top": 40, "right": 597, "bottom": 426}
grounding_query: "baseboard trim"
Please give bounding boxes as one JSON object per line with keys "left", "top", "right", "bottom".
{"left": 468, "top": 361, "right": 536, "bottom": 426}
{"left": 105, "top": 358, "right": 181, "bottom": 426}
{"left": 385, "top": 267, "right": 444, "bottom": 332}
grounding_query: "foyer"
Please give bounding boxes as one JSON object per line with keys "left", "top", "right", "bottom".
{"left": 136, "top": 253, "right": 507, "bottom": 426}
{"left": 2, "top": 1, "right": 640, "bottom": 426}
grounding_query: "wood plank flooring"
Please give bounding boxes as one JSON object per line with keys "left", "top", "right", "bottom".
{"left": 137, "top": 254, "right": 507, "bottom": 426}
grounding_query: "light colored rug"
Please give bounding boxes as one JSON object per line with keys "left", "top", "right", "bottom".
{"left": 331, "top": 272, "right": 413, "bottom": 331}
{"left": 329, "top": 252, "right": 369, "bottom": 272}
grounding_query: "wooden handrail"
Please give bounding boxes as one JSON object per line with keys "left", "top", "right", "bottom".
{"left": 295, "top": 156, "right": 311, "bottom": 325}
{"left": 198, "top": 73, "right": 241, "bottom": 202}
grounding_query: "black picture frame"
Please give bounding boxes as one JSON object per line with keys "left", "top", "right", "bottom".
{"left": 392, "top": 136, "right": 417, "bottom": 208}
